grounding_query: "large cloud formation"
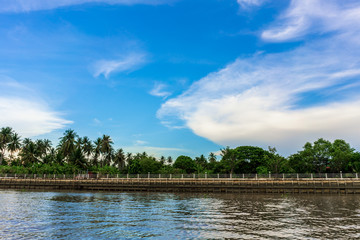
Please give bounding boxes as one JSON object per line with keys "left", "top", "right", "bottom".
{"left": 158, "top": 0, "right": 360, "bottom": 154}
{"left": 0, "top": 78, "right": 72, "bottom": 137}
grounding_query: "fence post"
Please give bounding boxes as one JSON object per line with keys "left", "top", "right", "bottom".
{"left": 107, "top": 174, "right": 109, "bottom": 179}
{"left": 193, "top": 173, "right": 195, "bottom": 179}
{"left": 205, "top": 172, "right": 207, "bottom": 179}
{"left": 170, "top": 174, "right": 172, "bottom": 179}
{"left": 117, "top": 174, "right": 118, "bottom": 179}
{"left": 54, "top": 174, "right": 56, "bottom": 179}
{"left": 217, "top": 173, "right": 219, "bottom": 179}
{"left": 148, "top": 172, "right": 150, "bottom": 179}
{"left": 243, "top": 173, "right": 245, "bottom": 179}
{"left": 269, "top": 172, "right": 271, "bottom": 179}
{"left": 356, "top": 173, "right": 358, "bottom": 179}
{"left": 127, "top": 174, "right": 129, "bottom": 179}
{"left": 340, "top": 171, "right": 343, "bottom": 179}
{"left": 230, "top": 173, "right": 232, "bottom": 179}
{"left": 311, "top": 173, "right": 313, "bottom": 180}
{"left": 282, "top": 173, "right": 285, "bottom": 180}
{"left": 256, "top": 173, "right": 258, "bottom": 180}
{"left": 15, "top": 174, "right": 16, "bottom": 178}
{"left": 159, "top": 174, "right": 161, "bottom": 179}
{"left": 325, "top": 173, "right": 327, "bottom": 179}
{"left": 25, "top": 174, "right": 27, "bottom": 179}
{"left": 297, "top": 173, "right": 299, "bottom": 180}
{"left": 137, "top": 174, "right": 139, "bottom": 179}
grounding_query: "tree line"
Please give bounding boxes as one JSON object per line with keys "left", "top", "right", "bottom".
{"left": 1, "top": 127, "right": 360, "bottom": 175}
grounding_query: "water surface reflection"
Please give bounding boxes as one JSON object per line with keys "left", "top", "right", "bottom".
{"left": 0, "top": 190, "right": 359, "bottom": 239}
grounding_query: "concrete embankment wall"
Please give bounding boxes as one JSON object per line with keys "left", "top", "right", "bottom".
{"left": 1, "top": 178, "right": 360, "bottom": 194}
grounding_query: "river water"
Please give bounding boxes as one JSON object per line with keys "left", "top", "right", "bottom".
{"left": 0, "top": 190, "right": 359, "bottom": 239}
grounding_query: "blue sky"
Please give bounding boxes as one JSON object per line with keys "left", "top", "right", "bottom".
{"left": 1, "top": 0, "right": 360, "bottom": 158}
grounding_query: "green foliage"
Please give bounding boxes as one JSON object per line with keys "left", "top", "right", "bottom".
{"left": 173, "top": 155, "right": 196, "bottom": 173}
{"left": 1, "top": 126, "right": 360, "bottom": 175}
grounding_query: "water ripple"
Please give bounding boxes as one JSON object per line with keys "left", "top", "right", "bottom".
{"left": 0, "top": 190, "right": 360, "bottom": 239}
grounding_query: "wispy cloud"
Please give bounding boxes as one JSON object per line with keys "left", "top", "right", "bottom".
{"left": 149, "top": 83, "right": 172, "bottom": 98}
{"left": 124, "top": 145, "right": 187, "bottom": 158}
{"left": 0, "top": 0, "right": 176, "bottom": 13}
{"left": 158, "top": 0, "right": 360, "bottom": 155}
{"left": 92, "top": 53, "right": 147, "bottom": 78}
{"left": 237, "top": 0, "right": 266, "bottom": 8}
{"left": 0, "top": 77, "right": 72, "bottom": 137}
{"left": 134, "top": 140, "right": 148, "bottom": 145}
{"left": 261, "top": 0, "right": 360, "bottom": 42}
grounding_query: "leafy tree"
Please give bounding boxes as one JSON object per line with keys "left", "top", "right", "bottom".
{"left": 330, "top": 139, "right": 353, "bottom": 172}
{"left": 194, "top": 154, "right": 207, "bottom": 173}
{"left": 220, "top": 147, "right": 238, "bottom": 174}
{"left": 173, "top": 155, "right": 196, "bottom": 173}
{"left": 265, "top": 147, "right": 288, "bottom": 174}
{"left": 348, "top": 152, "right": 360, "bottom": 172}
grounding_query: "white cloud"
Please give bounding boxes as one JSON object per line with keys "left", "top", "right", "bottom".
{"left": 0, "top": 0, "right": 175, "bottom": 13}
{"left": 0, "top": 78, "right": 72, "bottom": 137}
{"left": 0, "top": 97, "right": 72, "bottom": 137}
{"left": 149, "top": 83, "right": 172, "bottom": 98}
{"left": 158, "top": 0, "right": 360, "bottom": 155}
{"left": 134, "top": 140, "right": 148, "bottom": 145}
{"left": 237, "top": 0, "right": 266, "bottom": 8}
{"left": 92, "top": 53, "right": 146, "bottom": 78}
{"left": 123, "top": 145, "right": 187, "bottom": 158}
{"left": 261, "top": 0, "right": 360, "bottom": 42}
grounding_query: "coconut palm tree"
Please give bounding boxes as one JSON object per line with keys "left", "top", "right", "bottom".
{"left": 82, "top": 136, "right": 93, "bottom": 162}
{"left": 20, "top": 140, "right": 40, "bottom": 166}
{"left": 93, "top": 137, "right": 102, "bottom": 166}
{"left": 58, "top": 129, "right": 78, "bottom": 162}
{"left": 8, "top": 132, "right": 22, "bottom": 160}
{"left": 101, "top": 135, "right": 113, "bottom": 166}
{"left": 0, "top": 127, "right": 14, "bottom": 165}
{"left": 167, "top": 156, "right": 173, "bottom": 165}
{"left": 208, "top": 152, "right": 217, "bottom": 164}
{"left": 114, "top": 148, "right": 126, "bottom": 170}
{"left": 160, "top": 156, "right": 166, "bottom": 165}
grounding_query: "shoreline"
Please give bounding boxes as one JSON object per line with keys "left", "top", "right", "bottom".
{"left": 1, "top": 178, "right": 359, "bottom": 194}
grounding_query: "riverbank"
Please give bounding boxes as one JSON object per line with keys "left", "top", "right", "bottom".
{"left": 1, "top": 177, "right": 360, "bottom": 194}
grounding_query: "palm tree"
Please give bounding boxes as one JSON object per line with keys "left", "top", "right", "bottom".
{"left": 93, "top": 137, "right": 102, "bottom": 166}
{"left": 82, "top": 136, "right": 93, "bottom": 162}
{"left": 208, "top": 152, "right": 217, "bottom": 164}
{"left": 101, "top": 135, "right": 113, "bottom": 166}
{"left": 58, "top": 129, "right": 78, "bottom": 162}
{"left": 160, "top": 156, "right": 166, "bottom": 164}
{"left": 20, "top": 140, "right": 40, "bottom": 166}
{"left": 69, "top": 147, "right": 87, "bottom": 169}
{"left": 167, "top": 156, "right": 173, "bottom": 165}
{"left": 8, "top": 132, "right": 22, "bottom": 160}
{"left": 0, "top": 127, "right": 14, "bottom": 165}
{"left": 114, "top": 148, "right": 126, "bottom": 170}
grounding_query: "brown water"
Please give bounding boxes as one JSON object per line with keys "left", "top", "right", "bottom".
{"left": 0, "top": 190, "right": 359, "bottom": 239}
